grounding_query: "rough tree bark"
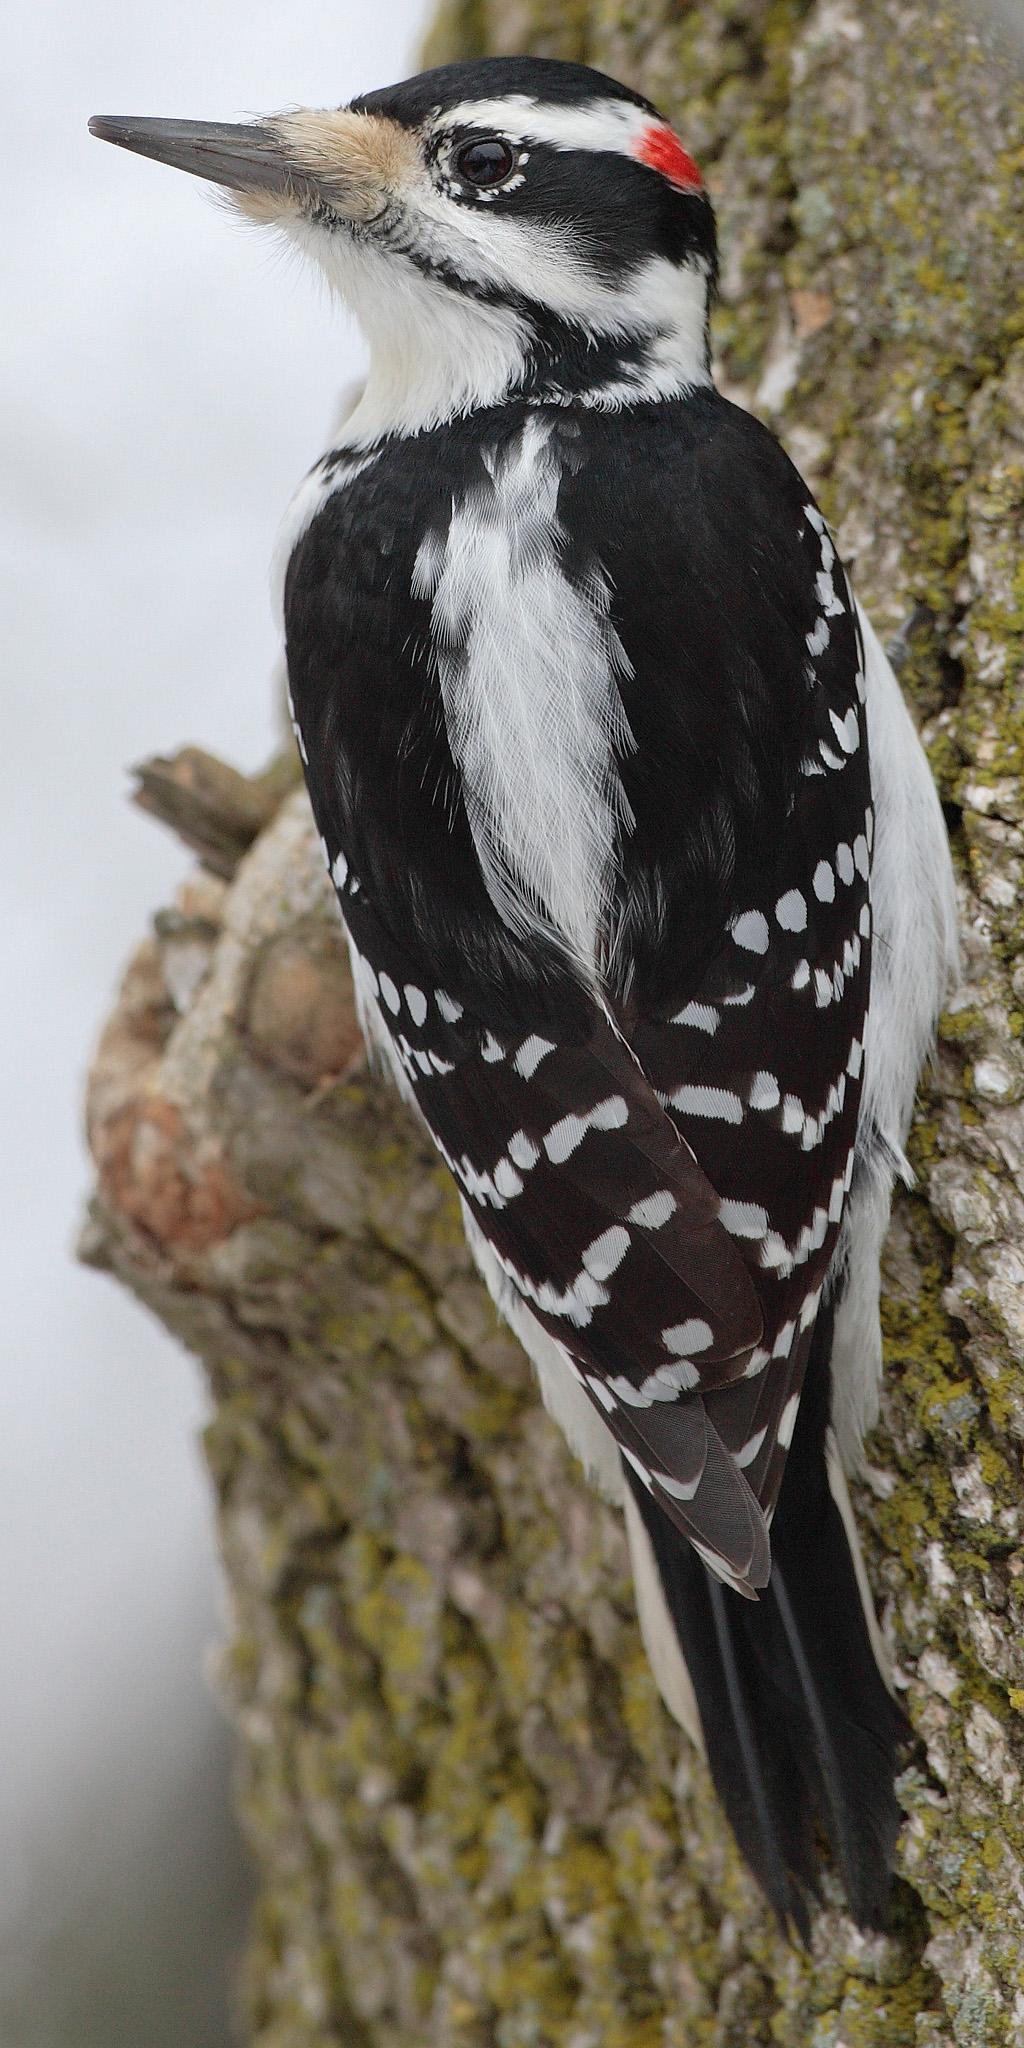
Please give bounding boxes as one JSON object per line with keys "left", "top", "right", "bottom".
{"left": 81, "top": 4, "right": 1024, "bottom": 2042}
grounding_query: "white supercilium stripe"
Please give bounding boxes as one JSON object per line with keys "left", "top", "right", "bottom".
{"left": 436, "top": 95, "right": 665, "bottom": 160}
{"left": 414, "top": 416, "right": 635, "bottom": 974}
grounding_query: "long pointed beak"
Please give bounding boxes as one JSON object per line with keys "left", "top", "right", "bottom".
{"left": 90, "top": 108, "right": 415, "bottom": 226}
{"left": 88, "top": 116, "right": 307, "bottom": 202}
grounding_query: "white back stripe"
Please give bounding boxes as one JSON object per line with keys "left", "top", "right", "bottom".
{"left": 414, "top": 417, "right": 634, "bottom": 973}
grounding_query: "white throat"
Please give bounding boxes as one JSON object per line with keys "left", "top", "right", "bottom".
{"left": 294, "top": 225, "right": 534, "bottom": 444}
{"left": 291, "top": 214, "right": 712, "bottom": 444}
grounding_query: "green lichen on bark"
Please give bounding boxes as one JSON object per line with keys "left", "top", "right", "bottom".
{"left": 81, "top": 4, "right": 1024, "bottom": 2043}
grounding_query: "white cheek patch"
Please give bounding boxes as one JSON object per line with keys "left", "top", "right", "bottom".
{"left": 409, "top": 187, "right": 711, "bottom": 376}
{"left": 411, "top": 191, "right": 610, "bottom": 325}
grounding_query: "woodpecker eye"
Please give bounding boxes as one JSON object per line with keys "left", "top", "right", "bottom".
{"left": 453, "top": 137, "right": 516, "bottom": 189}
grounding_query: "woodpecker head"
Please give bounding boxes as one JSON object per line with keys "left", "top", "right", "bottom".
{"left": 90, "top": 56, "right": 716, "bottom": 439}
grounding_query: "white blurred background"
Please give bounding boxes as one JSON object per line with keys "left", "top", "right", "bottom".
{"left": 2, "top": 1, "right": 425, "bottom": 2039}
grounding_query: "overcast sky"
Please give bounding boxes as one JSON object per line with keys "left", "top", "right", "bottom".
{"left": 2, "top": 0, "right": 425, "bottom": 2036}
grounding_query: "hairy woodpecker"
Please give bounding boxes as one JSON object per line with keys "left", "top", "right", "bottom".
{"left": 91, "top": 56, "right": 958, "bottom": 1934}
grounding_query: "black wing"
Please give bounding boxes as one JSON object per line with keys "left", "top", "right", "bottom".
{"left": 340, "top": 873, "right": 770, "bottom": 1589}
{"left": 572, "top": 397, "right": 874, "bottom": 1542}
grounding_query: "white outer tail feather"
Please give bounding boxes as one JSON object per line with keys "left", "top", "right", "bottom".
{"left": 826, "top": 605, "right": 959, "bottom": 1468}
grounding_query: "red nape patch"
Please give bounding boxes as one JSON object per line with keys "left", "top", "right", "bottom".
{"left": 634, "top": 124, "right": 703, "bottom": 192}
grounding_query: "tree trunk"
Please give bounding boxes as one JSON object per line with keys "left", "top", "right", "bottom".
{"left": 81, "top": 5, "right": 1024, "bottom": 2042}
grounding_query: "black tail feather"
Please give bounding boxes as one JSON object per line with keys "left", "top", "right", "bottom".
{"left": 625, "top": 1308, "right": 909, "bottom": 1933}
{"left": 706, "top": 1575, "right": 814, "bottom": 1940}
